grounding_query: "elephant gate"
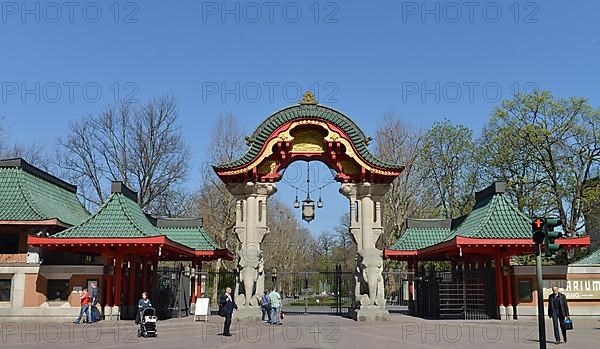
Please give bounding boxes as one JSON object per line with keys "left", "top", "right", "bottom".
{"left": 213, "top": 92, "right": 404, "bottom": 321}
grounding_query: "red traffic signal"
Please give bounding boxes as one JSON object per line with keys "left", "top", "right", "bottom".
{"left": 532, "top": 217, "right": 545, "bottom": 231}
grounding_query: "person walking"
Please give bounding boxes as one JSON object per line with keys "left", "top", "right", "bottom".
{"left": 89, "top": 282, "right": 99, "bottom": 323}
{"left": 260, "top": 289, "right": 271, "bottom": 323}
{"left": 268, "top": 288, "right": 281, "bottom": 325}
{"left": 73, "top": 288, "right": 90, "bottom": 324}
{"left": 548, "top": 286, "right": 570, "bottom": 344}
{"left": 219, "top": 287, "right": 237, "bottom": 336}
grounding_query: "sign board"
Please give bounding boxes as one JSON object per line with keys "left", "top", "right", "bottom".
{"left": 194, "top": 298, "right": 210, "bottom": 322}
{"left": 543, "top": 279, "right": 600, "bottom": 300}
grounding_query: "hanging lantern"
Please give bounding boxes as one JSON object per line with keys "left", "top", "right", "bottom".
{"left": 317, "top": 188, "right": 324, "bottom": 208}
{"left": 302, "top": 197, "right": 315, "bottom": 223}
{"left": 294, "top": 189, "right": 300, "bottom": 208}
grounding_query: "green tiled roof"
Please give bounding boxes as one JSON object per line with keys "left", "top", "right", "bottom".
{"left": 159, "top": 226, "right": 221, "bottom": 251}
{"left": 53, "top": 189, "right": 223, "bottom": 252}
{"left": 389, "top": 220, "right": 451, "bottom": 251}
{"left": 573, "top": 241, "right": 600, "bottom": 265}
{"left": 54, "top": 192, "right": 160, "bottom": 238}
{"left": 0, "top": 160, "right": 89, "bottom": 226}
{"left": 388, "top": 182, "right": 534, "bottom": 251}
{"left": 216, "top": 104, "right": 401, "bottom": 170}
{"left": 447, "top": 194, "right": 532, "bottom": 240}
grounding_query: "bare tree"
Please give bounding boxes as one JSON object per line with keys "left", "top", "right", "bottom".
{"left": 262, "top": 197, "right": 316, "bottom": 272}
{"left": 56, "top": 96, "right": 190, "bottom": 212}
{"left": 374, "top": 114, "right": 427, "bottom": 246}
{"left": 193, "top": 113, "right": 249, "bottom": 302}
{"left": 195, "top": 113, "right": 247, "bottom": 254}
{"left": 1, "top": 119, "right": 52, "bottom": 171}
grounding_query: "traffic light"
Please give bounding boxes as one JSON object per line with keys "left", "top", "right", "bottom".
{"left": 532, "top": 217, "right": 545, "bottom": 244}
{"left": 544, "top": 217, "right": 562, "bottom": 257}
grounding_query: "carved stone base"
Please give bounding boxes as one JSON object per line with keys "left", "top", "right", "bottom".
{"left": 233, "top": 307, "right": 262, "bottom": 322}
{"left": 353, "top": 306, "right": 390, "bottom": 321}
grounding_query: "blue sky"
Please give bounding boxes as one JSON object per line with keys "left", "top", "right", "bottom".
{"left": 1, "top": 0, "right": 599, "bottom": 236}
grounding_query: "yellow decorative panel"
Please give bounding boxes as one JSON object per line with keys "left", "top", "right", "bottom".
{"left": 290, "top": 128, "right": 326, "bottom": 153}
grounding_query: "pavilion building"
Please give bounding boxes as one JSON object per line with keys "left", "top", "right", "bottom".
{"left": 0, "top": 158, "right": 230, "bottom": 321}
{"left": 385, "top": 181, "right": 590, "bottom": 320}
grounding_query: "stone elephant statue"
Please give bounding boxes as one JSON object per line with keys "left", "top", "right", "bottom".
{"left": 236, "top": 247, "right": 262, "bottom": 307}
{"left": 355, "top": 248, "right": 385, "bottom": 307}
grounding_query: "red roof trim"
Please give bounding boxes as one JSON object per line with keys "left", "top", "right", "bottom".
{"left": 28, "top": 235, "right": 196, "bottom": 257}
{"left": 386, "top": 236, "right": 591, "bottom": 260}
{"left": 195, "top": 249, "right": 234, "bottom": 261}
{"left": 383, "top": 249, "right": 417, "bottom": 258}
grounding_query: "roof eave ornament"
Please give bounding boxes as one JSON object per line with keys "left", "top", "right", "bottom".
{"left": 299, "top": 91, "right": 318, "bottom": 105}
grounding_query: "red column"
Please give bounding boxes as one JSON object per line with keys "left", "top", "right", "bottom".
{"left": 105, "top": 257, "right": 113, "bottom": 307}
{"left": 407, "top": 259, "right": 415, "bottom": 300}
{"left": 128, "top": 260, "right": 137, "bottom": 307}
{"left": 141, "top": 262, "right": 148, "bottom": 294}
{"left": 114, "top": 257, "right": 122, "bottom": 307}
{"left": 197, "top": 262, "right": 203, "bottom": 298}
{"left": 495, "top": 253, "right": 505, "bottom": 307}
{"left": 504, "top": 256, "right": 513, "bottom": 307}
{"left": 190, "top": 262, "right": 196, "bottom": 304}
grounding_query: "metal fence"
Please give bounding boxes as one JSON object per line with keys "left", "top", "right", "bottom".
{"left": 155, "top": 266, "right": 191, "bottom": 319}
{"left": 415, "top": 269, "right": 497, "bottom": 320}
{"left": 383, "top": 271, "right": 413, "bottom": 314}
{"left": 197, "top": 268, "right": 413, "bottom": 316}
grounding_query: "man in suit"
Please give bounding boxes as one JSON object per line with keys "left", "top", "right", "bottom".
{"left": 89, "top": 282, "right": 99, "bottom": 323}
{"left": 548, "top": 286, "right": 570, "bottom": 344}
{"left": 219, "top": 287, "right": 237, "bottom": 336}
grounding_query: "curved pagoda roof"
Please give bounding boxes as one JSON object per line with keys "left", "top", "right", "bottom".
{"left": 156, "top": 218, "right": 221, "bottom": 251}
{"left": 53, "top": 182, "right": 159, "bottom": 239}
{"left": 33, "top": 182, "right": 231, "bottom": 260}
{"left": 214, "top": 92, "right": 402, "bottom": 172}
{"left": 388, "top": 219, "right": 452, "bottom": 252}
{"left": 386, "top": 181, "right": 590, "bottom": 258}
{"left": 0, "top": 158, "right": 89, "bottom": 226}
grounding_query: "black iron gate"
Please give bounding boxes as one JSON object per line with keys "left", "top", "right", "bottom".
{"left": 156, "top": 265, "right": 191, "bottom": 319}
{"left": 414, "top": 269, "right": 497, "bottom": 320}
{"left": 198, "top": 267, "right": 414, "bottom": 316}
{"left": 383, "top": 271, "right": 413, "bottom": 313}
{"left": 269, "top": 265, "right": 353, "bottom": 315}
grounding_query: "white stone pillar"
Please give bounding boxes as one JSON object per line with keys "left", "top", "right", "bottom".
{"left": 340, "top": 182, "right": 390, "bottom": 321}
{"left": 226, "top": 182, "right": 277, "bottom": 321}
{"left": 11, "top": 272, "right": 26, "bottom": 309}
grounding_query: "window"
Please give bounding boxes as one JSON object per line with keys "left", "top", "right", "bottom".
{"left": 0, "top": 278, "right": 11, "bottom": 301}
{"left": 518, "top": 279, "right": 533, "bottom": 302}
{"left": 0, "top": 234, "right": 19, "bottom": 254}
{"left": 47, "top": 280, "right": 70, "bottom": 301}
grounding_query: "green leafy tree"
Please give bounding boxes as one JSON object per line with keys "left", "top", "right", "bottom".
{"left": 489, "top": 91, "right": 600, "bottom": 235}
{"left": 419, "top": 119, "right": 480, "bottom": 218}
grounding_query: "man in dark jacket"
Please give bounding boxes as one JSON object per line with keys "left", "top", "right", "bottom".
{"left": 219, "top": 287, "right": 237, "bottom": 336}
{"left": 89, "top": 282, "right": 99, "bottom": 323}
{"left": 548, "top": 286, "right": 570, "bottom": 344}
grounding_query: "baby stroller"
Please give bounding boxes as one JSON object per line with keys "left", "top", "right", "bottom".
{"left": 137, "top": 307, "right": 158, "bottom": 337}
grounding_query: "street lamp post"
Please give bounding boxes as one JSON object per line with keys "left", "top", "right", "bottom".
{"left": 271, "top": 267, "right": 278, "bottom": 289}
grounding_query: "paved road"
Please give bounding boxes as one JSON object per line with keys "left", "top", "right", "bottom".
{"left": 1, "top": 314, "right": 598, "bottom": 348}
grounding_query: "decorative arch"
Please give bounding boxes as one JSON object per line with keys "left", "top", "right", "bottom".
{"left": 213, "top": 91, "right": 403, "bottom": 184}
{"left": 213, "top": 92, "right": 403, "bottom": 322}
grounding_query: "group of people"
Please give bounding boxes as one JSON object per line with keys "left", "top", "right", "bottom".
{"left": 73, "top": 280, "right": 573, "bottom": 345}
{"left": 73, "top": 282, "right": 100, "bottom": 324}
{"left": 259, "top": 288, "right": 283, "bottom": 325}
{"left": 74, "top": 285, "right": 152, "bottom": 325}
{"left": 218, "top": 287, "right": 284, "bottom": 336}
